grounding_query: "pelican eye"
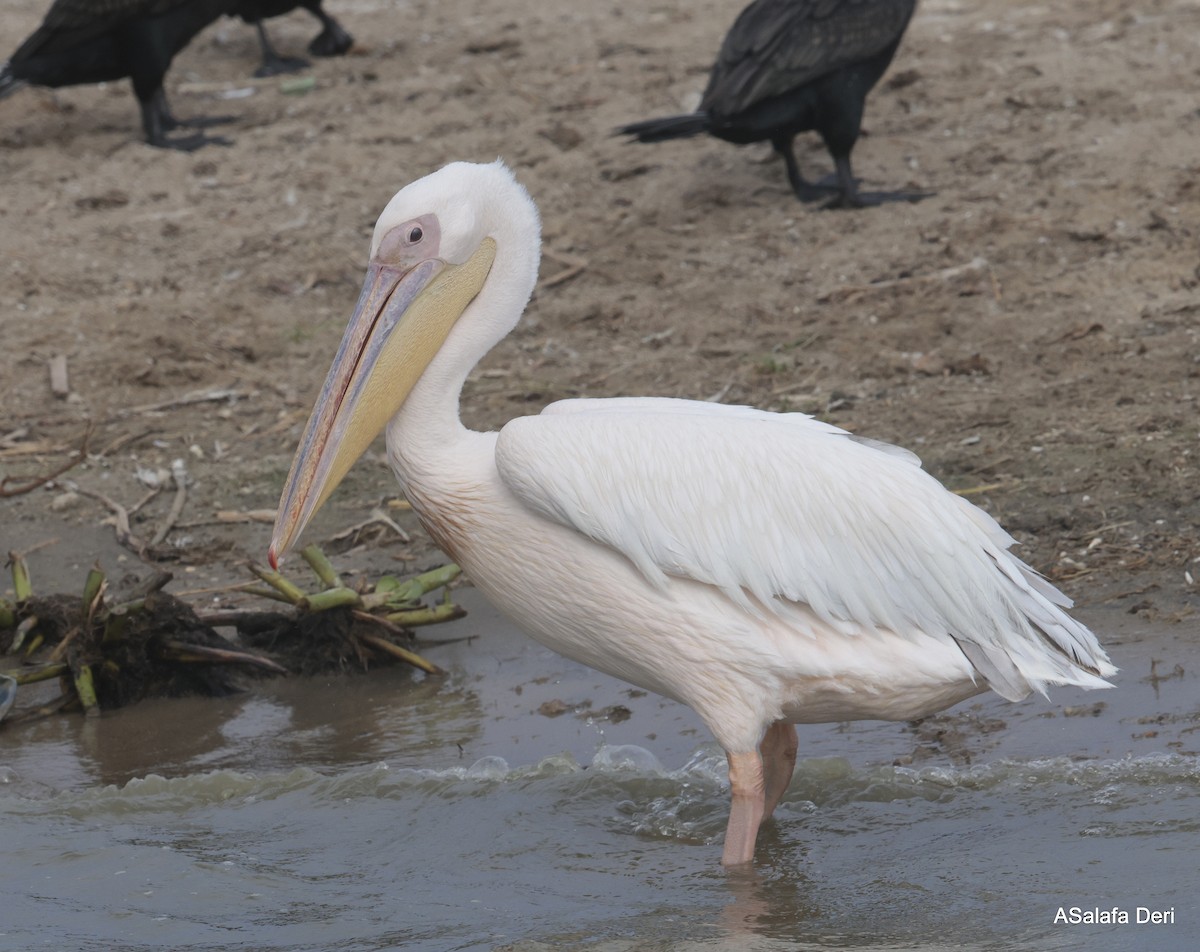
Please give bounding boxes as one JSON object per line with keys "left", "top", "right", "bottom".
{"left": 407, "top": 226, "right": 423, "bottom": 243}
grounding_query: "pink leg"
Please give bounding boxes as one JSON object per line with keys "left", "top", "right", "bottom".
{"left": 760, "top": 720, "right": 798, "bottom": 819}
{"left": 722, "top": 750, "right": 765, "bottom": 866}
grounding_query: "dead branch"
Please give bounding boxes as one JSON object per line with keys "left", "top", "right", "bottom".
{"left": 175, "top": 509, "right": 277, "bottom": 529}
{"left": 0, "top": 423, "right": 94, "bottom": 497}
{"left": 0, "top": 427, "right": 30, "bottom": 450}
{"left": 75, "top": 487, "right": 150, "bottom": 558}
{"left": 820, "top": 257, "right": 990, "bottom": 302}
{"left": 328, "top": 509, "right": 411, "bottom": 547}
{"left": 355, "top": 621, "right": 444, "bottom": 675}
{"left": 158, "top": 639, "right": 289, "bottom": 674}
{"left": 108, "top": 387, "right": 246, "bottom": 421}
{"left": 150, "top": 460, "right": 189, "bottom": 546}
{"left": 538, "top": 247, "right": 589, "bottom": 289}
{"left": 95, "top": 428, "right": 158, "bottom": 459}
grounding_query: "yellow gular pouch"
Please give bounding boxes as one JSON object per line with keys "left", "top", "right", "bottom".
{"left": 312, "top": 238, "right": 498, "bottom": 517}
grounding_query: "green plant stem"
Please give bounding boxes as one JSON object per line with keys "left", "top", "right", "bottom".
{"left": 302, "top": 587, "right": 362, "bottom": 612}
{"left": 361, "top": 563, "right": 462, "bottom": 610}
{"left": 401, "top": 563, "right": 462, "bottom": 599}
{"left": 10, "top": 553, "right": 32, "bottom": 602}
{"left": 247, "top": 564, "right": 307, "bottom": 605}
{"left": 356, "top": 632, "right": 444, "bottom": 675}
{"left": 82, "top": 566, "right": 105, "bottom": 614}
{"left": 384, "top": 602, "right": 466, "bottom": 627}
{"left": 102, "top": 598, "right": 147, "bottom": 644}
{"left": 241, "top": 585, "right": 297, "bottom": 604}
{"left": 74, "top": 664, "right": 100, "bottom": 716}
{"left": 102, "top": 612, "right": 127, "bottom": 645}
{"left": 300, "top": 545, "right": 343, "bottom": 589}
{"left": 8, "top": 662, "right": 68, "bottom": 686}
{"left": 9, "top": 616, "right": 37, "bottom": 655}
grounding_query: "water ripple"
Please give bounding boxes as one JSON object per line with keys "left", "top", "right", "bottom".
{"left": 1, "top": 746, "right": 1194, "bottom": 828}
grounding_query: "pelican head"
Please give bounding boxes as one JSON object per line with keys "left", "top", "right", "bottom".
{"left": 269, "top": 160, "right": 540, "bottom": 566}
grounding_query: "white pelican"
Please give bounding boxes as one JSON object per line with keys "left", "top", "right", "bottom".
{"left": 270, "top": 160, "right": 1116, "bottom": 866}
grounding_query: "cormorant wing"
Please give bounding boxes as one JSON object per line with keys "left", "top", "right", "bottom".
{"left": 701, "top": 0, "right": 917, "bottom": 115}
{"left": 10, "top": 0, "right": 205, "bottom": 63}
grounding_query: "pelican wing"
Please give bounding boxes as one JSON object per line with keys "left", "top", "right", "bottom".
{"left": 496, "top": 399, "right": 1114, "bottom": 700}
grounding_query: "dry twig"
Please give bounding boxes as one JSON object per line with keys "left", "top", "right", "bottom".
{"left": 821, "top": 257, "right": 989, "bottom": 302}
{"left": 538, "top": 247, "right": 589, "bottom": 289}
{"left": 329, "top": 509, "right": 411, "bottom": 547}
{"left": 75, "top": 487, "right": 150, "bottom": 557}
{"left": 150, "top": 460, "right": 189, "bottom": 546}
{"left": 0, "top": 423, "right": 94, "bottom": 498}
{"left": 109, "top": 386, "right": 245, "bottom": 421}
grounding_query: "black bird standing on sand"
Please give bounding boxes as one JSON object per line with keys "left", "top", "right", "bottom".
{"left": 617, "top": 0, "right": 919, "bottom": 207}
{"left": 236, "top": 1, "right": 353, "bottom": 77}
{"left": 0, "top": 0, "right": 239, "bottom": 150}
{"left": 0, "top": 0, "right": 353, "bottom": 149}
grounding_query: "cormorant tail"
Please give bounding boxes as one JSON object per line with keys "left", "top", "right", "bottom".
{"left": 616, "top": 112, "right": 711, "bottom": 143}
{"left": 0, "top": 62, "right": 27, "bottom": 100}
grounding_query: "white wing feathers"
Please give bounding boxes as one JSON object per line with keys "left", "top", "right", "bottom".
{"left": 495, "top": 399, "right": 1115, "bottom": 701}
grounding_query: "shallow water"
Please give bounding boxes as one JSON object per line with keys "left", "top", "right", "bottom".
{"left": 1, "top": 593, "right": 1196, "bottom": 952}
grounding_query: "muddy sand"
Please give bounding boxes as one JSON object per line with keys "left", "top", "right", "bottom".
{"left": 2, "top": 0, "right": 1198, "bottom": 636}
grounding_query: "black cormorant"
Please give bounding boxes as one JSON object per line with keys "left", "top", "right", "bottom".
{"left": 617, "top": 0, "right": 919, "bottom": 207}
{"left": 0, "top": 0, "right": 237, "bottom": 150}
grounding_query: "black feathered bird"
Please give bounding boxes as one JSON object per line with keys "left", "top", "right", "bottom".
{"left": 0, "top": 0, "right": 237, "bottom": 150}
{"left": 617, "top": 0, "right": 919, "bottom": 207}
{"left": 236, "top": 1, "right": 353, "bottom": 77}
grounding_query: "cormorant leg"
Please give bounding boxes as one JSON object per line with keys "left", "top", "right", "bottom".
{"left": 304, "top": 3, "right": 354, "bottom": 57}
{"left": 723, "top": 750, "right": 766, "bottom": 866}
{"left": 760, "top": 720, "right": 798, "bottom": 819}
{"left": 148, "top": 88, "right": 233, "bottom": 131}
{"left": 826, "top": 153, "right": 936, "bottom": 207}
{"left": 140, "top": 88, "right": 232, "bottom": 151}
{"left": 826, "top": 154, "right": 866, "bottom": 209}
{"left": 772, "top": 137, "right": 833, "bottom": 204}
{"left": 253, "top": 21, "right": 310, "bottom": 77}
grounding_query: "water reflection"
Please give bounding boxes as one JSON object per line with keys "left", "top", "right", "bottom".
{"left": 0, "top": 665, "right": 488, "bottom": 793}
{"left": 718, "top": 862, "right": 822, "bottom": 940}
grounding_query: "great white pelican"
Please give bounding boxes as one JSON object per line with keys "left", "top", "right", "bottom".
{"left": 270, "top": 160, "right": 1115, "bottom": 866}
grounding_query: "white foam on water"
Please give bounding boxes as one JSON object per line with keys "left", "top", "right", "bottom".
{"left": 2, "top": 746, "right": 1195, "bottom": 828}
